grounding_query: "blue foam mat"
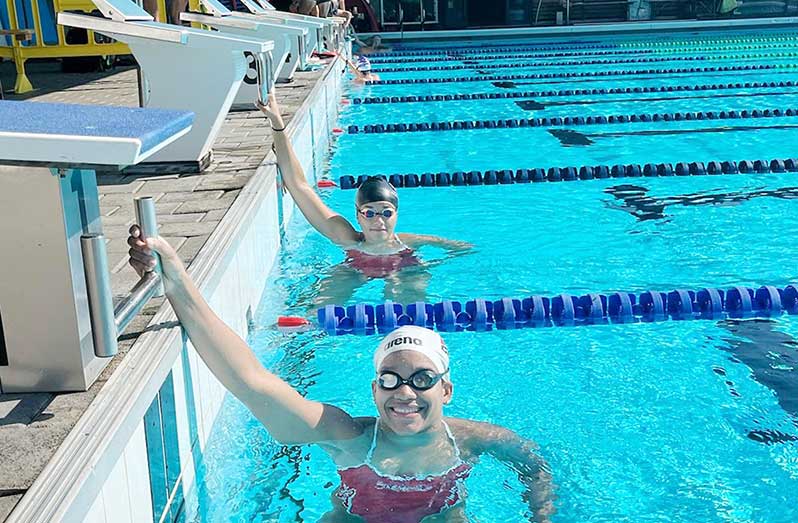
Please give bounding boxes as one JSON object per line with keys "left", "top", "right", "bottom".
{"left": 0, "top": 101, "right": 194, "bottom": 154}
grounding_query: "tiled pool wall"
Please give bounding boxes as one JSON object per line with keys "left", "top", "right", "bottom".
{"left": 68, "top": 59, "right": 345, "bottom": 523}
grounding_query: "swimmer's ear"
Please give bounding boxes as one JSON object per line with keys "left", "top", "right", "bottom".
{"left": 371, "top": 379, "right": 377, "bottom": 400}
{"left": 442, "top": 380, "right": 453, "bottom": 405}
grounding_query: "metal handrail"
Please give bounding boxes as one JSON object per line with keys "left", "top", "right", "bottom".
{"left": 81, "top": 197, "right": 163, "bottom": 358}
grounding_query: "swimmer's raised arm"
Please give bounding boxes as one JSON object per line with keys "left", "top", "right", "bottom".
{"left": 127, "top": 226, "right": 363, "bottom": 445}
{"left": 257, "top": 94, "right": 360, "bottom": 246}
{"left": 344, "top": 57, "right": 367, "bottom": 80}
{"left": 398, "top": 233, "right": 473, "bottom": 253}
{"left": 459, "top": 420, "right": 556, "bottom": 523}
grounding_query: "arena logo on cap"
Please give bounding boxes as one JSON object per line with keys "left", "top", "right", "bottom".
{"left": 385, "top": 336, "right": 423, "bottom": 350}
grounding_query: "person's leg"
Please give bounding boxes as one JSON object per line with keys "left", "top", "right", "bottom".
{"left": 142, "top": 0, "right": 160, "bottom": 20}
{"left": 382, "top": 266, "right": 431, "bottom": 304}
{"left": 168, "top": 0, "right": 189, "bottom": 25}
{"left": 338, "top": 9, "right": 353, "bottom": 27}
{"left": 310, "top": 264, "right": 369, "bottom": 309}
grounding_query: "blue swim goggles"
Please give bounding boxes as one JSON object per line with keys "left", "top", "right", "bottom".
{"left": 359, "top": 209, "right": 394, "bottom": 219}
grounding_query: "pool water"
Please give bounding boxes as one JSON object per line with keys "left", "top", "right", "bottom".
{"left": 184, "top": 28, "right": 798, "bottom": 523}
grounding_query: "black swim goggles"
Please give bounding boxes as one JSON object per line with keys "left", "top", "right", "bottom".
{"left": 377, "top": 369, "right": 448, "bottom": 391}
{"left": 358, "top": 209, "right": 394, "bottom": 219}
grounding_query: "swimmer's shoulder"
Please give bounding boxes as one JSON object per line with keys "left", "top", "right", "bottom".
{"left": 444, "top": 417, "right": 524, "bottom": 458}
{"left": 317, "top": 416, "right": 376, "bottom": 465}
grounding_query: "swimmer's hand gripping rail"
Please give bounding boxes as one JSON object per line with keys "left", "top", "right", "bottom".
{"left": 80, "top": 197, "right": 163, "bottom": 358}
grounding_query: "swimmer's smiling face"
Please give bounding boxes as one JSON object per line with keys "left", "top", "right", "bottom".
{"left": 372, "top": 350, "right": 452, "bottom": 435}
{"left": 356, "top": 200, "right": 397, "bottom": 244}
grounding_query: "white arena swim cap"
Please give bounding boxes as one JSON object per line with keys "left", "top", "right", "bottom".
{"left": 374, "top": 326, "right": 449, "bottom": 375}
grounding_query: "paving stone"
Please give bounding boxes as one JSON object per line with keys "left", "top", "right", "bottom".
{"left": 174, "top": 193, "right": 237, "bottom": 214}
{"left": 96, "top": 180, "right": 145, "bottom": 194}
{"left": 110, "top": 265, "right": 148, "bottom": 295}
{"left": 101, "top": 205, "right": 122, "bottom": 218}
{"left": 159, "top": 190, "right": 224, "bottom": 203}
{"left": 0, "top": 494, "right": 22, "bottom": 521}
{"left": 196, "top": 174, "right": 250, "bottom": 191}
{"left": 137, "top": 176, "right": 202, "bottom": 194}
{"left": 203, "top": 209, "right": 228, "bottom": 222}
{"left": 101, "top": 192, "right": 163, "bottom": 207}
{"left": 178, "top": 236, "right": 211, "bottom": 264}
{"left": 157, "top": 212, "right": 205, "bottom": 223}
{"left": 101, "top": 212, "right": 136, "bottom": 227}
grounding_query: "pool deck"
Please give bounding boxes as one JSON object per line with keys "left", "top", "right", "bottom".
{"left": 0, "top": 58, "right": 333, "bottom": 520}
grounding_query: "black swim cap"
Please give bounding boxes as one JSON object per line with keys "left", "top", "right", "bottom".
{"left": 355, "top": 177, "right": 398, "bottom": 209}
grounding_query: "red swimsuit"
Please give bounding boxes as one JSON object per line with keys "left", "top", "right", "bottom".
{"left": 345, "top": 248, "right": 420, "bottom": 278}
{"left": 335, "top": 420, "right": 472, "bottom": 523}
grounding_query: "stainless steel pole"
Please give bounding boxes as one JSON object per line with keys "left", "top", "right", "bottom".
{"left": 134, "top": 196, "right": 164, "bottom": 297}
{"left": 81, "top": 234, "right": 118, "bottom": 358}
{"left": 113, "top": 271, "right": 163, "bottom": 333}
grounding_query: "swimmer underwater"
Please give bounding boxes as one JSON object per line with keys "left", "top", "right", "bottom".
{"left": 125, "top": 230, "right": 555, "bottom": 522}
{"left": 257, "top": 93, "right": 471, "bottom": 279}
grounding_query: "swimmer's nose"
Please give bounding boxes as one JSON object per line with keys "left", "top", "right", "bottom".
{"left": 392, "top": 384, "right": 416, "bottom": 399}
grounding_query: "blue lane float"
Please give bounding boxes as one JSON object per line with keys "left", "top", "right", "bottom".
{"left": 317, "top": 284, "right": 798, "bottom": 335}
{"left": 351, "top": 80, "right": 798, "bottom": 105}
{"left": 337, "top": 158, "right": 798, "bottom": 189}
{"left": 371, "top": 55, "right": 713, "bottom": 73}
{"left": 345, "top": 106, "right": 798, "bottom": 135}
{"left": 366, "top": 64, "right": 781, "bottom": 86}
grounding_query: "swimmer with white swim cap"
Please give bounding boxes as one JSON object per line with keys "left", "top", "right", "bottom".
{"left": 345, "top": 54, "right": 380, "bottom": 83}
{"left": 126, "top": 232, "right": 557, "bottom": 521}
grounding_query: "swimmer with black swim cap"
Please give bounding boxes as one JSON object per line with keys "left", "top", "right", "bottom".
{"left": 257, "top": 94, "right": 471, "bottom": 277}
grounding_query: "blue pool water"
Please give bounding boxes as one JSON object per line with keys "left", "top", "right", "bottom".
{"left": 185, "top": 29, "right": 798, "bottom": 523}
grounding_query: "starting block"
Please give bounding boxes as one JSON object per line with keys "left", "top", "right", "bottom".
{"left": 57, "top": 0, "right": 274, "bottom": 173}
{"left": 238, "top": 0, "right": 339, "bottom": 54}
{"left": 0, "top": 100, "right": 193, "bottom": 392}
{"left": 258, "top": 0, "right": 346, "bottom": 49}
{"left": 182, "top": 0, "right": 309, "bottom": 87}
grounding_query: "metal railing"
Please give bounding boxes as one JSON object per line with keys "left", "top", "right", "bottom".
{"left": 81, "top": 196, "right": 164, "bottom": 358}
{"left": 0, "top": 0, "right": 172, "bottom": 93}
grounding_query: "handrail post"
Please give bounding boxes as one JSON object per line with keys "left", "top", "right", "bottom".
{"left": 81, "top": 234, "right": 119, "bottom": 358}
{"left": 134, "top": 196, "right": 164, "bottom": 297}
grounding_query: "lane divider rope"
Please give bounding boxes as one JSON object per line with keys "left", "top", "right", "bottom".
{"left": 366, "top": 63, "right": 786, "bottom": 86}
{"left": 371, "top": 52, "right": 798, "bottom": 73}
{"left": 369, "top": 34, "right": 798, "bottom": 57}
{"left": 346, "top": 106, "right": 798, "bottom": 135}
{"left": 351, "top": 80, "right": 798, "bottom": 105}
{"left": 367, "top": 43, "right": 798, "bottom": 64}
{"left": 315, "top": 285, "right": 798, "bottom": 335}
{"left": 337, "top": 158, "right": 798, "bottom": 189}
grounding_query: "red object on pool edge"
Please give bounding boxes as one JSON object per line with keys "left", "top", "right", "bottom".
{"left": 341, "top": 99, "right": 350, "bottom": 105}
{"left": 278, "top": 316, "right": 310, "bottom": 327}
{"left": 317, "top": 179, "right": 337, "bottom": 188}
{"left": 332, "top": 127, "right": 344, "bottom": 134}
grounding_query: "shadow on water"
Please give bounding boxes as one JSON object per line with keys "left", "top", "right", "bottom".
{"left": 548, "top": 124, "right": 798, "bottom": 147}
{"left": 603, "top": 183, "right": 798, "bottom": 222}
{"left": 718, "top": 319, "right": 798, "bottom": 445}
{"left": 603, "top": 186, "right": 798, "bottom": 442}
